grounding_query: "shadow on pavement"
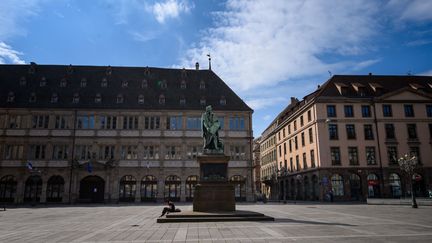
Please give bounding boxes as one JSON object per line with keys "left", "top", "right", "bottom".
{"left": 271, "top": 218, "right": 356, "bottom": 226}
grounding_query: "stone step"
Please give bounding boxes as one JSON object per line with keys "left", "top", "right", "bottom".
{"left": 157, "top": 215, "right": 274, "bottom": 223}
{"left": 165, "top": 210, "right": 265, "bottom": 218}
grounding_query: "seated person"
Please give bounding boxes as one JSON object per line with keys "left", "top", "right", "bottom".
{"left": 160, "top": 200, "right": 180, "bottom": 217}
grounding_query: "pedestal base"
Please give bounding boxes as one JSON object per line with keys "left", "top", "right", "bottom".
{"left": 193, "top": 182, "right": 235, "bottom": 212}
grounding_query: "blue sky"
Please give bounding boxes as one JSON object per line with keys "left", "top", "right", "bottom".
{"left": 0, "top": 0, "right": 431, "bottom": 136}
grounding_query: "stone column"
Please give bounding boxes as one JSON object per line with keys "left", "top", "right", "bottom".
{"left": 40, "top": 180, "right": 47, "bottom": 203}
{"left": 15, "top": 180, "right": 25, "bottom": 204}
{"left": 180, "top": 181, "right": 186, "bottom": 202}
{"left": 135, "top": 181, "right": 141, "bottom": 202}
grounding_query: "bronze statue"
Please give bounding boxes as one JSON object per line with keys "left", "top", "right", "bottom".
{"left": 202, "top": 105, "right": 224, "bottom": 153}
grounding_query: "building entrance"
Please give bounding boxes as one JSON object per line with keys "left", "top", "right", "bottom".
{"left": 79, "top": 176, "right": 105, "bottom": 203}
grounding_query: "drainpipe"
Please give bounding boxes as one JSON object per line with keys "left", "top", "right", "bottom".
{"left": 68, "top": 110, "right": 77, "bottom": 204}
{"left": 372, "top": 101, "right": 385, "bottom": 197}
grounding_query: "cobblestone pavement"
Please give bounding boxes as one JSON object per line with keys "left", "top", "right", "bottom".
{"left": 1, "top": 203, "right": 431, "bottom": 242}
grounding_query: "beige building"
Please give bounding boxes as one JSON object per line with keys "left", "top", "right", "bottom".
{"left": 259, "top": 120, "right": 278, "bottom": 199}
{"left": 271, "top": 75, "right": 432, "bottom": 201}
{"left": 0, "top": 63, "right": 254, "bottom": 204}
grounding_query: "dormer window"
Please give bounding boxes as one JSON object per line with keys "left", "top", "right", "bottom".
{"left": 117, "top": 94, "right": 124, "bottom": 104}
{"left": 106, "top": 66, "right": 112, "bottom": 75}
{"left": 72, "top": 93, "right": 80, "bottom": 103}
{"left": 220, "top": 96, "right": 226, "bottom": 105}
{"left": 159, "top": 94, "right": 165, "bottom": 105}
{"left": 29, "top": 92, "right": 36, "bottom": 103}
{"left": 122, "top": 80, "right": 128, "bottom": 88}
{"left": 138, "top": 94, "right": 144, "bottom": 104}
{"left": 67, "top": 64, "right": 73, "bottom": 74}
{"left": 7, "top": 92, "right": 15, "bottom": 103}
{"left": 95, "top": 93, "right": 102, "bottom": 103}
{"left": 19, "top": 77, "right": 27, "bottom": 86}
{"left": 409, "top": 83, "right": 424, "bottom": 90}
{"left": 144, "top": 66, "right": 150, "bottom": 76}
{"left": 181, "top": 68, "right": 187, "bottom": 78}
{"left": 28, "top": 64, "right": 35, "bottom": 74}
{"left": 51, "top": 93, "right": 58, "bottom": 103}
{"left": 180, "top": 80, "right": 186, "bottom": 89}
{"left": 335, "top": 83, "right": 348, "bottom": 95}
{"left": 369, "top": 83, "right": 383, "bottom": 93}
{"left": 200, "top": 80, "right": 206, "bottom": 90}
{"left": 80, "top": 78, "right": 87, "bottom": 87}
{"left": 200, "top": 97, "right": 206, "bottom": 106}
{"left": 160, "top": 80, "right": 167, "bottom": 89}
{"left": 40, "top": 77, "right": 47, "bottom": 87}
{"left": 101, "top": 78, "right": 108, "bottom": 87}
{"left": 428, "top": 83, "right": 432, "bottom": 89}
{"left": 60, "top": 78, "right": 67, "bottom": 87}
{"left": 141, "top": 79, "right": 148, "bottom": 89}
{"left": 179, "top": 96, "right": 186, "bottom": 105}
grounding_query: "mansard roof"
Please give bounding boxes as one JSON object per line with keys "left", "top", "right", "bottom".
{"left": 0, "top": 63, "right": 252, "bottom": 112}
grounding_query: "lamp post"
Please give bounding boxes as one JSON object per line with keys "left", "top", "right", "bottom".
{"left": 294, "top": 174, "right": 302, "bottom": 204}
{"left": 398, "top": 154, "right": 418, "bottom": 208}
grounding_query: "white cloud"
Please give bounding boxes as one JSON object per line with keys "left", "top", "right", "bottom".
{"left": 151, "top": 0, "right": 192, "bottom": 24}
{"left": 263, "top": 115, "right": 272, "bottom": 121}
{"left": 387, "top": 0, "right": 432, "bottom": 22}
{"left": 129, "top": 31, "right": 159, "bottom": 42}
{"left": 0, "top": 42, "right": 25, "bottom": 64}
{"left": 246, "top": 97, "right": 287, "bottom": 111}
{"left": 0, "top": 0, "right": 43, "bottom": 39}
{"left": 351, "top": 58, "right": 381, "bottom": 71}
{"left": 419, "top": 69, "right": 432, "bottom": 76}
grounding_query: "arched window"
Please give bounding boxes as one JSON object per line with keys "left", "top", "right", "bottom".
{"left": 46, "top": 176, "right": 64, "bottom": 202}
{"left": 141, "top": 79, "right": 148, "bottom": 89}
{"left": 230, "top": 175, "right": 246, "bottom": 201}
{"left": 349, "top": 174, "right": 361, "bottom": 200}
{"left": 40, "top": 77, "right": 47, "bottom": 87}
{"left": 389, "top": 173, "right": 401, "bottom": 198}
{"left": 72, "top": 93, "right": 80, "bottom": 103}
{"left": 180, "top": 80, "right": 186, "bottom": 89}
{"left": 60, "top": 78, "right": 67, "bottom": 87}
{"left": 121, "top": 80, "right": 128, "bottom": 88}
{"left": 51, "top": 93, "right": 58, "bottom": 103}
{"left": 199, "top": 80, "right": 205, "bottom": 90}
{"left": 117, "top": 94, "right": 124, "bottom": 104}
{"left": 331, "top": 174, "right": 344, "bottom": 196}
{"left": 186, "top": 175, "right": 198, "bottom": 201}
{"left": 367, "top": 173, "right": 380, "bottom": 198}
{"left": 159, "top": 94, "right": 165, "bottom": 105}
{"left": 119, "top": 175, "right": 136, "bottom": 202}
{"left": 138, "top": 94, "right": 144, "bottom": 104}
{"left": 24, "top": 175, "right": 42, "bottom": 203}
{"left": 101, "top": 78, "right": 108, "bottom": 87}
{"left": 164, "top": 175, "right": 181, "bottom": 201}
{"left": 179, "top": 96, "right": 186, "bottom": 105}
{"left": 0, "top": 175, "right": 17, "bottom": 203}
{"left": 141, "top": 175, "right": 157, "bottom": 202}
{"left": 95, "top": 93, "right": 102, "bottom": 103}
{"left": 80, "top": 78, "right": 87, "bottom": 87}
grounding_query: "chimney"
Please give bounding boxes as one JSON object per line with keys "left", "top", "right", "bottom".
{"left": 195, "top": 62, "right": 199, "bottom": 70}
{"left": 290, "top": 97, "right": 297, "bottom": 104}
{"left": 369, "top": 72, "right": 372, "bottom": 76}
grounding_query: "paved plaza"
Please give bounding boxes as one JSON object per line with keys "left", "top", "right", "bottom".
{"left": 1, "top": 203, "right": 432, "bottom": 242}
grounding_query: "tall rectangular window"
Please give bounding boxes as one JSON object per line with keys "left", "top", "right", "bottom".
{"left": 4, "top": 145, "right": 24, "bottom": 159}
{"left": 307, "top": 110, "right": 312, "bottom": 121}
{"left": 387, "top": 146, "right": 398, "bottom": 165}
{"left": 289, "top": 140, "right": 292, "bottom": 152}
{"left": 230, "top": 145, "right": 246, "bottom": 160}
{"left": 344, "top": 105, "right": 354, "bottom": 117}
{"left": 278, "top": 146, "right": 281, "bottom": 157}
{"left": 309, "top": 128, "right": 313, "bottom": 143}
{"left": 300, "top": 115, "right": 304, "bottom": 126}
{"left": 144, "top": 145, "right": 159, "bottom": 159}
{"left": 282, "top": 128, "right": 285, "bottom": 138}
{"left": 404, "top": 104, "right": 414, "bottom": 117}
{"left": 383, "top": 104, "right": 392, "bottom": 117}
{"left": 327, "top": 105, "right": 336, "bottom": 117}
{"left": 166, "top": 116, "right": 182, "bottom": 130}
{"left": 100, "top": 116, "right": 117, "bottom": 129}
{"left": 144, "top": 116, "right": 160, "bottom": 130}
{"left": 32, "top": 115, "right": 49, "bottom": 129}
{"left": 409, "top": 147, "right": 421, "bottom": 165}
{"left": 229, "top": 117, "right": 245, "bottom": 130}
{"left": 294, "top": 136, "right": 298, "bottom": 150}
{"left": 346, "top": 124, "right": 356, "bottom": 139}
{"left": 77, "top": 115, "right": 95, "bottom": 129}
{"left": 290, "top": 157, "right": 293, "bottom": 172}
{"left": 99, "top": 145, "right": 115, "bottom": 160}
{"left": 407, "top": 124, "right": 417, "bottom": 139}
{"left": 123, "top": 116, "right": 138, "bottom": 129}
{"left": 295, "top": 155, "right": 300, "bottom": 171}
{"left": 361, "top": 105, "right": 371, "bottom": 117}
{"left": 426, "top": 105, "right": 432, "bottom": 117}
{"left": 385, "top": 124, "right": 395, "bottom": 139}
{"left": 55, "top": 115, "right": 69, "bottom": 129}
{"left": 302, "top": 152, "right": 307, "bottom": 169}
{"left": 75, "top": 145, "right": 93, "bottom": 160}
{"left": 283, "top": 143, "right": 286, "bottom": 155}
{"left": 8, "top": 115, "right": 22, "bottom": 129}
{"left": 52, "top": 145, "right": 69, "bottom": 160}
{"left": 293, "top": 120, "right": 297, "bottom": 131}
{"left": 28, "top": 145, "right": 46, "bottom": 159}
{"left": 328, "top": 124, "right": 338, "bottom": 140}
{"left": 301, "top": 132, "right": 305, "bottom": 146}
{"left": 310, "top": 150, "right": 315, "bottom": 168}
{"left": 348, "top": 147, "right": 359, "bottom": 165}
{"left": 165, "top": 145, "right": 182, "bottom": 160}
{"left": 364, "top": 124, "right": 374, "bottom": 140}
{"left": 366, "top": 146, "right": 376, "bottom": 165}
{"left": 120, "top": 145, "right": 138, "bottom": 160}
{"left": 330, "top": 147, "right": 341, "bottom": 165}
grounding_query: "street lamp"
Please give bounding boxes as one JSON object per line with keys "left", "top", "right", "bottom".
{"left": 294, "top": 174, "right": 302, "bottom": 204}
{"left": 398, "top": 154, "right": 418, "bottom": 208}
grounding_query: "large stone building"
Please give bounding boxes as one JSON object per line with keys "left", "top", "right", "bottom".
{"left": 259, "top": 120, "right": 278, "bottom": 200}
{"left": 266, "top": 74, "right": 432, "bottom": 201}
{"left": 252, "top": 137, "right": 261, "bottom": 196}
{"left": 0, "top": 63, "right": 254, "bottom": 204}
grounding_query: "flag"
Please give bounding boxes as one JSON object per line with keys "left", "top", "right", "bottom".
{"left": 27, "top": 162, "right": 33, "bottom": 171}
{"left": 86, "top": 162, "right": 93, "bottom": 173}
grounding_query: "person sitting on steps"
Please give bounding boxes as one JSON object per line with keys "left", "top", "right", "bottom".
{"left": 160, "top": 200, "right": 180, "bottom": 217}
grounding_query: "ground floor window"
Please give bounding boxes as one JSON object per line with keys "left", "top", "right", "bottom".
{"left": 46, "top": 175, "right": 64, "bottom": 202}
{"left": 186, "top": 175, "right": 198, "bottom": 201}
{"left": 165, "top": 175, "right": 181, "bottom": 201}
{"left": 0, "top": 175, "right": 17, "bottom": 203}
{"left": 349, "top": 174, "right": 361, "bottom": 200}
{"left": 331, "top": 174, "right": 344, "bottom": 196}
{"left": 141, "top": 175, "right": 157, "bottom": 202}
{"left": 24, "top": 175, "right": 42, "bottom": 203}
{"left": 230, "top": 175, "right": 246, "bottom": 201}
{"left": 389, "top": 173, "right": 401, "bottom": 198}
{"left": 119, "top": 175, "right": 136, "bottom": 202}
{"left": 367, "top": 173, "right": 380, "bottom": 198}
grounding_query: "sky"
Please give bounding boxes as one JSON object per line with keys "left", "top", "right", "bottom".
{"left": 0, "top": 0, "right": 431, "bottom": 136}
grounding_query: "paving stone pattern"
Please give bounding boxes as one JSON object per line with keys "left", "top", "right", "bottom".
{"left": 1, "top": 203, "right": 432, "bottom": 242}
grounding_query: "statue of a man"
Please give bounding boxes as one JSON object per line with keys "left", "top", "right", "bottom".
{"left": 201, "top": 105, "right": 223, "bottom": 153}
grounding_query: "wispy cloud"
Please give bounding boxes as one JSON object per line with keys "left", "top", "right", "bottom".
{"left": 419, "top": 69, "right": 432, "bottom": 76}
{"left": 150, "top": 0, "right": 193, "bottom": 24}
{"left": 406, "top": 39, "right": 432, "bottom": 47}
{"left": 129, "top": 31, "right": 159, "bottom": 42}
{"left": 387, "top": 0, "right": 432, "bottom": 22}
{"left": 351, "top": 58, "right": 381, "bottom": 71}
{"left": 246, "top": 97, "right": 287, "bottom": 111}
{"left": 0, "top": 0, "right": 43, "bottom": 39}
{"left": 0, "top": 42, "right": 25, "bottom": 64}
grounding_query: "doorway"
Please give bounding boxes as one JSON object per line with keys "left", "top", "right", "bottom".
{"left": 79, "top": 176, "right": 105, "bottom": 203}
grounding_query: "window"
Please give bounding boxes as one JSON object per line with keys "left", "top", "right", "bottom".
{"left": 116, "top": 94, "right": 124, "bottom": 104}
{"left": 348, "top": 147, "right": 359, "bottom": 165}
{"left": 295, "top": 155, "right": 300, "bottom": 171}
{"left": 77, "top": 115, "right": 95, "bottom": 129}
{"left": 300, "top": 115, "right": 304, "bottom": 126}
{"left": 144, "top": 116, "right": 160, "bottom": 130}
{"left": 310, "top": 150, "right": 315, "bottom": 168}
{"left": 8, "top": 115, "right": 22, "bottom": 129}
{"left": 28, "top": 145, "right": 46, "bottom": 159}
{"left": 72, "top": 93, "right": 79, "bottom": 103}
{"left": 186, "top": 117, "right": 201, "bottom": 130}
{"left": 80, "top": 78, "right": 87, "bottom": 87}
{"left": 404, "top": 104, "right": 414, "bottom": 117}
{"left": 282, "top": 128, "right": 286, "bottom": 138}
{"left": 385, "top": 124, "right": 395, "bottom": 139}
{"left": 123, "top": 116, "right": 138, "bottom": 129}
{"left": 361, "top": 105, "right": 371, "bottom": 117}
{"left": 141, "top": 175, "right": 157, "bottom": 201}
{"left": 366, "top": 147, "right": 376, "bottom": 165}
{"left": 383, "top": 104, "right": 392, "bottom": 117}
{"left": 407, "top": 124, "right": 417, "bottom": 139}
{"left": 283, "top": 143, "right": 286, "bottom": 155}
{"left": 95, "top": 93, "right": 102, "bottom": 103}
{"left": 307, "top": 110, "right": 312, "bottom": 121}
{"left": 159, "top": 80, "right": 167, "bottom": 89}
{"left": 106, "top": 66, "right": 112, "bottom": 75}
{"left": 289, "top": 140, "right": 292, "bottom": 152}
{"left": 294, "top": 136, "right": 298, "bottom": 150}
{"left": 29, "top": 92, "right": 36, "bottom": 103}
{"left": 309, "top": 128, "right": 313, "bottom": 143}
{"left": 159, "top": 94, "right": 165, "bottom": 105}
{"left": 427, "top": 105, "right": 432, "bottom": 117}
{"left": 121, "top": 145, "right": 138, "bottom": 160}
{"left": 55, "top": 115, "right": 68, "bottom": 129}
{"left": 229, "top": 117, "right": 245, "bottom": 130}
{"left": 51, "top": 93, "right": 58, "bottom": 103}
{"left": 32, "top": 115, "right": 49, "bottom": 129}
{"left": 278, "top": 146, "right": 281, "bottom": 157}
{"left": 301, "top": 132, "right": 305, "bottom": 146}
{"left": 138, "top": 94, "right": 144, "bottom": 104}
{"left": 99, "top": 145, "right": 115, "bottom": 160}
{"left": 220, "top": 96, "right": 226, "bottom": 105}
{"left": 75, "top": 145, "right": 92, "bottom": 160}
{"left": 219, "top": 116, "right": 225, "bottom": 129}
{"left": 302, "top": 152, "right": 307, "bottom": 169}
{"left": 346, "top": 124, "right": 356, "bottom": 139}
{"left": 200, "top": 80, "right": 206, "bottom": 90}
{"left": 180, "top": 80, "right": 186, "bottom": 89}
{"left": 387, "top": 146, "right": 398, "bottom": 165}
{"left": 288, "top": 124, "right": 291, "bottom": 134}
{"left": 165, "top": 145, "right": 181, "bottom": 160}
{"left": 4, "top": 145, "right": 24, "bottom": 159}
{"left": 327, "top": 105, "right": 336, "bottom": 117}
{"left": 344, "top": 105, "right": 354, "bottom": 117}
{"left": 330, "top": 147, "right": 341, "bottom": 165}
{"left": 141, "top": 79, "right": 148, "bottom": 89}
{"left": 119, "top": 175, "right": 136, "bottom": 202}
{"left": 293, "top": 120, "right": 297, "bottom": 131}
{"left": 328, "top": 124, "right": 338, "bottom": 140}
{"left": 60, "top": 78, "right": 67, "bottom": 87}
{"left": 121, "top": 80, "right": 128, "bottom": 88}
{"left": 410, "top": 147, "right": 421, "bottom": 164}
{"left": 200, "top": 97, "right": 206, "bottom": 106}
{"left": 19, "top": 77, "right": 26, "bottom": 86}
{"left": 101, "top": 78, "right": 108, "bottom": 87}
{"left": 187, "top": 146, "right": 202, "bottom": 159}
{"left": 230, "top": 145, "right": 246, "bottom": 160}
{"left": 7, "top": 91, "right": 15, "bottom": 103}
{"left": 364, "top": 124, "right": 374, "bottom": 140}
{"left": 100, "top": 116, "right": 117, "bottom": 129}
{"left": 331, "top": 174, "right": 344, "bottom": 196}
{"left": 179, "top": 97, "right": 186, "bottom": 105}
{"left": 143, "top": 145, "right": 159, "bottom": 159}
{"left": 290, "top": 158, "right": 293, "bottom": 172}
{"left": 52, "top": 145, "right": 69, "bottom": 160}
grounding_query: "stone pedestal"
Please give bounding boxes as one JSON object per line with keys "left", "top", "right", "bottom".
{"left": 193, "top": 154, "right": 235, "bottom": 212}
